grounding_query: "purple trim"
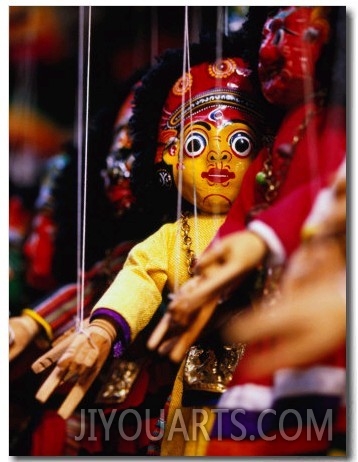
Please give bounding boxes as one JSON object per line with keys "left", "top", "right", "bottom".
{"left": 112, "top": 341, "right": 125, "bottom": 358}
{"left": 90, "top": 308, "right": 131, "bottom": 358}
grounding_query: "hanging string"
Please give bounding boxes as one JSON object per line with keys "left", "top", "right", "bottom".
{"left": 183, "top": 15, "right": 201, "bottom": 260}
{"left": 223, "top": 6, "right": 229, "bottom": 36}
{"left": 76, "top": 6, "right": 84, "bottom": 331}
{"left": 174, "top": 6, "right": 193, "bottom": 292}
{"left": 76, "top": 5, "right": 92, "bottom": 331}
{"left": 216, "top": 6, "right": 224, "bottom": 63}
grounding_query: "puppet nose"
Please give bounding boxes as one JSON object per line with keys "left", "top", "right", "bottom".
{"left": 207, "top": 150, "right": 231, "bottom": 162}
{"left": 259, "top": 40, "right": 281, "bottom": 67}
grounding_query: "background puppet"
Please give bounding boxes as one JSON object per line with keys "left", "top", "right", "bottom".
{"left": 9, "top": 76, "right": 164, "bottom": 456}
{"left": 152, "top": 6, "right": 346, "bottom": 457}
{"left": 221, "top": 157, "right": 346, "bottom": 378}
{"left": 31, "top": 38, "right": 273, "bottom": 457}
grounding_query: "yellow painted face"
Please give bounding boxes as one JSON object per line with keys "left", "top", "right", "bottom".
{"left": 162, "top": 117, "right": 259, "bottom": 214}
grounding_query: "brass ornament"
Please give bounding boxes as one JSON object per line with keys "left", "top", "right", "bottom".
{"left": 172, "top": 72, "right": 193, "bottom": 96}
{"left": 183, "top": 343, "right": 246, "bottom": 393}
{"left": 208, "top": 58, "right": 236, "bottom": 79}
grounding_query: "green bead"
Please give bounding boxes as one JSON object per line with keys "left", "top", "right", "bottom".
{"left": 256, "top": 171, "right": 267, "bottom": 185}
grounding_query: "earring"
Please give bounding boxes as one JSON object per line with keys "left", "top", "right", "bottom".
{"left": 155, "top": 161, "right": 174, "bottom": 189}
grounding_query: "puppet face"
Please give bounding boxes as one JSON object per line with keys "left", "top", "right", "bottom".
{"left": 102, "top": 91, "right": 136, "bottom": 216}
{"left": 258, "top": 7, "right": 330, "bottom": 107}
{"left": 23, "top": 212, "right": 57, "bottom": 291}
{"left": 22, "top": 154, "right": 69, "bottom": 291}
{"left": 160, "top": 108, "right": 259, "bottom": 214}
{"left": 155, "top": 58, "right": 264, "bottom": 215}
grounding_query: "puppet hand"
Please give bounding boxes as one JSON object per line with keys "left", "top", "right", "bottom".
{"left": 168, "top": 230, "right": 267, "bottom": 316}
{"left": 221, "top": 279, "right": 346, "bottom": 378}
{"left": 9, "top": 314, "right": 41, "bottom": 361}
{"left": 220, "top": 227, "right": 346, "bottom": 378}
{"left": 56, "top": 318, "right": 115, "bottom": 380}
{"left": 147, "top": 296, "right": 220, "bottom": 363}
{"left": 31, "top": 318, "right": 89, "bottom": 374}
{"left": 33, "top": 317, "right": 117, "bottom": 419}
{"left": 33, "top": 319, "right": 114, "bottom": 379}
{"left": 281, "top": 233, "right": 346, "bottom": 297}
{"left": 147, "top": 231, "right": 266, "bottom": 363}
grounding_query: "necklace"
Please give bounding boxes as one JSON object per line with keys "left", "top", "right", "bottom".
{"left": 248, "top": 101, "right": 323, "bottom": 305}
{"left": 251, "top": 103, "right": 321, "bottom": 218}
{"left": 181, "top": 212, "right": 197, "bottom": 276}
{"left": 180, "top": 212, "right": 247, "bottom": 393}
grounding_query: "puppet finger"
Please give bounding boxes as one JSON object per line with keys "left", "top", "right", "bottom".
{"left": 35, "top": 365, "right": 68, "bottom": 403}
{"left": 157, "top": 336, "right": 180, "bottom": 356}
{"left": 147, "top": 312, "right": 172, "bottom": 350}
{"left": 31, "top": 333, "right": 75, "bottom": 373}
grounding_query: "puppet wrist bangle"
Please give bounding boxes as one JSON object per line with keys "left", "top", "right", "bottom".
{"left": 22, "top": 308, "right": 53, "bottom": 341}
{"left": 300, "top": 224, "right": 346, "bottom": 244}
{"left": 300, "top": 224, "right": 321, "bottom": 242}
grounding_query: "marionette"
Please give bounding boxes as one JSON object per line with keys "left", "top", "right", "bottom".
{"left": 154, "top": 6, "right": 346, "bottom": 457}
{"left": 9, "top": 100, "right": 135, "bottom": 363}
{"left": 10, "top": 72, "right": 187, "bottom": 456}
{"left": 221, "top": 156, "right": 346, "bottom": 376}
{"left": 9, "top": 79, "right": 157, "bottom": 456}
{"left": 164, "top": 6, "right": 346, "bottom": 317}
{"left": 30, "top": 37, "right": 273, "bottom": 457}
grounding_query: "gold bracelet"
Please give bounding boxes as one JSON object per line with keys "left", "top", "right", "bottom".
{"left": 301, "top": 224, "right": 346, "bottom": 244}
{"left": 300, "top": 224, "right": 320, "bottom": 242}
{"left": 22, "top": 308, "right": 53, "bottom": 341}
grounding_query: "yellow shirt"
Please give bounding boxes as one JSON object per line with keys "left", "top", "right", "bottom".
{"left": 92, "top": 214, "right": 225, "bottom": 340}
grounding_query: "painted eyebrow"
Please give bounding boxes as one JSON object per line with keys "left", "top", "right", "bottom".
{"left": 190, "top": 121, "right": 212, "bottom": 131}
{"left": 228, "top": 119, "right": 258, "bottom": 132}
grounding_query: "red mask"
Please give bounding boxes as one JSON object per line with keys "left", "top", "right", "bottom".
{"left": 258, "top": 7, "right": 330, "bottom": 107}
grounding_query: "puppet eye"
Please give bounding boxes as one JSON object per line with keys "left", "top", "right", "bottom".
{"left": 184, "top": 132, "right": 207, "bottom": 158}
{"left": 229, "top": 131, "right": 255, "bottom": 158}
{"left": 267, "top": 18, "right": 285, "bottom": 46}
{"left": 273, "top": 28, "right": 284, "bottom": 45}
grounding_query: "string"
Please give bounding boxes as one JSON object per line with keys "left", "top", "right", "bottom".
{"left": 174, "top": 6, "right": 192, "bottom": 292}
{"left": 76, "top": 6, "right": 92, "bottom": 332}
{"left": 76, "top": 6, "right": 84, "bottom": 331}
{"left": 216, "top": 6, "right": 224, "bottom": 64}
{"left": 223, "top": 6, "right": 229, "bottom": 36}
{"left": 184, "top": 21, "right": 200, "bottom": 260}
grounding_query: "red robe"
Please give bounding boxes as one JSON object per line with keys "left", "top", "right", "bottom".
{"left": 206, "top": 100, "right": 346, "bottom": 456}
{"left": 217, "top": 100, "right": 346, "bottom": 261}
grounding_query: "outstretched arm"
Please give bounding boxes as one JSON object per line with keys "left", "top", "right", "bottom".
{"left": 147, "top": 230, "right": 267, "bottom": 361}
{"left": 148, "top": 159, "right": 346, "bottom": 362}
{"left": 220, "top": 236, "right": 346, "bottom": 378}
{"left": 220, "top": 167, "right": 347, "bottom": 377}
{"left": 170, "top": 230, "right": 267, "bottom": 321}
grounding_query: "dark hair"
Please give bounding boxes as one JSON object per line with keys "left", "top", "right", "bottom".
{"left": 51, "top": 69, "right": 151, "bottom": 283}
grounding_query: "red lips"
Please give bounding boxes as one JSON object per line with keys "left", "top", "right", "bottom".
{"left": 201, "top": 168, "right": 235, "bottom": 183}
